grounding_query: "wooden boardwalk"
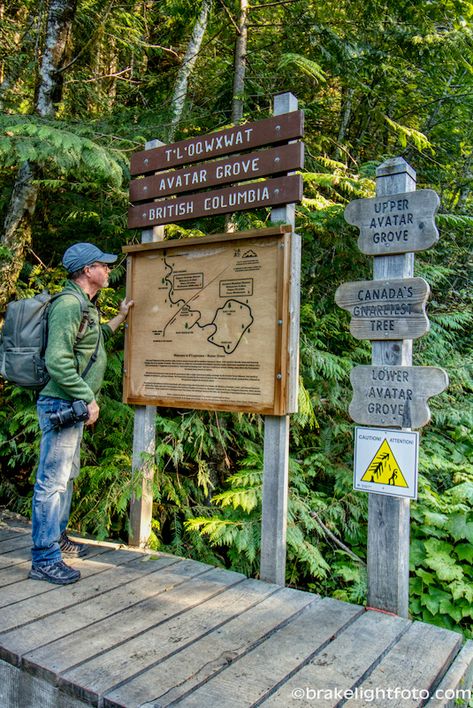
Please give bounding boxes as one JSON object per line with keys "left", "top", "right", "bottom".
{"left": 1, "top": 511, "right": 472, "bottom": 708}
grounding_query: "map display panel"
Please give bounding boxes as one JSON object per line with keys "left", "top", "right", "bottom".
{"left": 123, "top": 231, "right": 291, "bottom": 414}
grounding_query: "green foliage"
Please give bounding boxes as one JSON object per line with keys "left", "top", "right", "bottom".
{"left": 0, "top": 0, "right": 472, "bottom": 642}
{"left": 410, "top": 473, "right": 473, "bottom": 638}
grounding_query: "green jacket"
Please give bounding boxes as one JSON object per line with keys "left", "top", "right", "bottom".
{"left": 41, "top": 281, "right": 112, "bottom": 404}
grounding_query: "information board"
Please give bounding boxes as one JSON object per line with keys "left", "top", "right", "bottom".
{"left": 123, "top": 228, "right": 292, "bottom": 415}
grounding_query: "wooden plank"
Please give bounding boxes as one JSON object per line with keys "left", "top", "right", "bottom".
{"left": 349, "top": 365, "right": 449, "bottom": 428}
{"left": 0, "top": 548, "right": 149, "bottom": 634}
{"left": 60, "top": 577, "right": 280, "bottom": 703}
{"left": 425, "top": 640, "right": 473, "bottom": 707}
{"left": 345, "top": 621, "right": 463, "bottom": 707}
{"left": 0, "top": 527, "right": 30, "bottom": 542}
{"left": 21, "top": 567, "right": 245, "bottom": 686}
{"left": 345, "top": 188, "right": 440, "bottom": 255}
{"left": 335, "top": 277, "right": 430, "bottom": 340}
{"left": 0, "top": 540, "right": 120, "bottom": 589}
{"left": 262, "top": 609, "right": 410, "bottom": 707}
{"left": 0, "top": 545, "right": 31, "bottom": 568}
{"left": 103, "top": 586, "right": 316, "bottom": 708}
{"left": 128, "top": 174, "right": 303, "bottom": 228}
{"left": 167, "top": 597, "right": 362, "bottom": 707}
{"left": 0, "top": 658, "right": 85, "bottom": 708}
{"left": 0, "top": 534, "right": 32, "bottom": 553}
{"left": 122, "top": 225, "right": 291, "bottom": 253}
{"left": 130, "top": 111, "right": 304, "bottom": 174}
{"left": 0, "top": 561, "right": 31, "bottom": 589}
{"left": 0, "top": 556, "right": 184, "bottom": 663}
{"left": 130, "top": 143, "right": 304, "bottom": 201}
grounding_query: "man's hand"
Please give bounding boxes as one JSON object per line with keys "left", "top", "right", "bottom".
{"left": 119, "top": 297, "right": 134, "bottom": 318}
{"left": 107, "top": 298, "right": 134, "bottom": 332}
{"left": 86, "top": 400, "right": 100, "bottom": 426}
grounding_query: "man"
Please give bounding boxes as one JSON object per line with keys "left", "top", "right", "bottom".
{"left": 29, "top": 242, "right": 133, "bottom": 585}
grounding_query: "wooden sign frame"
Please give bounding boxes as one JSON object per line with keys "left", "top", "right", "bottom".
{"left": 123, "top": 226, "right": 293, "bottom": 415}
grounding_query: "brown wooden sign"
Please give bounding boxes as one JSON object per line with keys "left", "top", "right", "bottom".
{"left": 344, "top": 189, "right": 440, "bottom": 255}
{"left": 335, "top": 277, "right": 430, "bottom": 340}
{"left": 130, "top": 111, "right": 304, "bottom": 175}
{"left": 349, "top": 365, "right": 448, "bottom": 429}
{"left": 123, "top": 227, "right": 293, "bottom": 415}
{"left": 128, "top": 174, "right": 303, "bottom": 229}
{"left": 129, "top": 143, "right": 304, "bottom": 202}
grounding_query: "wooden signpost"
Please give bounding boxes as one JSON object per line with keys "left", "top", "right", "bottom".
{"left": 339, "top": 157, "right": 447, "bottom": 617}
{"left": 128, "top": 174, "right": 303, "bottom": 228}
{"left": 349, "top": 365, "right": 449, "bottom": 428}
{"left": 130, "top": 110, "right": 304, "bottom": 173}
{"left": 335, "top": 277, "right": 430, "bottom": 340}
{"left": 344, "top": 188, "right": 440, "bottom": 255}
{"left": 126, "top": 93, "right": 303, "bottom": 587}
{"left": 129, "top": 142, "right": 304, "bottom": 202}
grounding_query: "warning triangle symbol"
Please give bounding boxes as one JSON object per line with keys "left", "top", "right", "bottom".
{"left": 361, "top": 439, "right": 408, "bottom": 487}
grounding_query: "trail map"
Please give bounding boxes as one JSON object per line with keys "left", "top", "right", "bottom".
{"left": 124, "top": 233, "right": 290, "bottom": 414}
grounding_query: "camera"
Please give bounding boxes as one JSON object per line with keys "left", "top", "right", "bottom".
{"left": 50, "top": 400, "right": 89, "bottom": 428}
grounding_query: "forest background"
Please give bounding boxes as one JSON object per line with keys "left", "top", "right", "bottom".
{"left": 0, "top": 0, "right": 472, "bottom": 638}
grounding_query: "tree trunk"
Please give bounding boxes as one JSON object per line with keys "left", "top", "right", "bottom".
{"left": 36, "top": 0, "right": 77, "bottom": 118}
{"left": 335, "top": 86, "right": 354, "bottom": 161}
{"left": 0, "top": 0, "right": 77, "bottom": 309}
{"left": 0, "top": 163, "right": 38, "bottom": 303}
{"left": 225, "top": 0, "right": 249, "bottom": 232}
{"left": 168, "top": 0, "right": 212, "bottom": 142}
{"left": 231, "top": 0, "right": 249, "bottom": 123}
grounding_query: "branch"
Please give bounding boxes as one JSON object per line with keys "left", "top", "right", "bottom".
{"left": 310, "top": 510, "right": 366, "bottom": 566}
{"left": 65, "top": 68, "right": 138, "bottom": 84}
{"left": 218, "top": 0, "right": 240, "bottom": 33}
{"left": 250, "top": 0, "right": 299, "bottom": 8}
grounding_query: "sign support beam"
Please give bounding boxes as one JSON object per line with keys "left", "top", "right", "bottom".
{"left": 367, "top": 157, "right": 416, "bottom": 616}
{"left": 260, "top": 92, "right": 300, "bottom": 585}
{"left": 128, "top": 140, "right": 164, "bottom": 548}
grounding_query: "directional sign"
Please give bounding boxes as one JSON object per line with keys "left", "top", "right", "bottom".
{"left": 344, "top": 189, "right": 440, "bottom": 255}
{"left": 130, "top": 110, "right": 304, "bottom": 174}
{"left": 127, "top": 174, "right": 303, "bottom": 228}
{"left": 349, "top": 365, "right": 449, "bottom": 428}
{"left": 130, "top": 143, "right": 304, "bottom": 202}
{"left": 354, "top": 427, "right": 419, "bottom": 499}
{"left": 334, "top": 277, "right": 430, "bottom": 340}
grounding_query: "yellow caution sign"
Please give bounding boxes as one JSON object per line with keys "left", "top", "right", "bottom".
{"left": 360, "top": 439, "right": 408, "bottom": 487}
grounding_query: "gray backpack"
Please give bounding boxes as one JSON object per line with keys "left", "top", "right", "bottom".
{"left": 0, "top": 291, "right": 90, "bottom": 390}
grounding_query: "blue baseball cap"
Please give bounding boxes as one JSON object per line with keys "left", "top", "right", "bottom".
{"left": 62, "top": 243, "right": 118, "bottom": 273}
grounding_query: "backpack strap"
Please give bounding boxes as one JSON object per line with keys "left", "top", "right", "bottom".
{"left": 50, "top": 290, "right": 99, "bottom": 378}
{"left": 50, "top": 291, "right": 90, "bottom": 341}
{"left": 81, "top": 327, "right": 101, "bottom": 379}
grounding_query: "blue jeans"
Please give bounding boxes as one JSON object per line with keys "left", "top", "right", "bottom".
{"left": 31, "top": 396, "right": 84, "bottom": 565}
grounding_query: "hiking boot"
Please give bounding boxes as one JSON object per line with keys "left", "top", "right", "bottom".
{"left": 59, "top": 531, "right": 88, "bottom": 558}
{"left": 28, "top": 560, "right": 81, "bottom": 585}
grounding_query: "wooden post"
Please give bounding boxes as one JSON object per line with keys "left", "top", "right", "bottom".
{"left": 367, "top": 157, "right": 416, "bottom": 616}
{"left": 260, "top": 92, "right": 301, "bottom": 585}
{"left": 128, "top": 140, "right": 164, "bottom": 547}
